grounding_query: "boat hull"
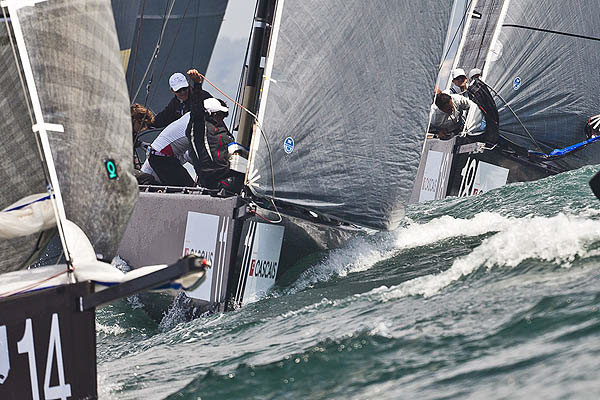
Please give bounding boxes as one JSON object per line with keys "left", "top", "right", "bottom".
{"left": 0, "top": 282, "right": 97, "bottom": 399}
{"left": 117, "top": 191, "right": 353, "bottom": 310}
{"left": 411, "top": 136, "right": 562, "bottom": 202}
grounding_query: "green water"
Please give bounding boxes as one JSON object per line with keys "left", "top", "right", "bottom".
{"left": 97, "top": 166, "right": 600, "bottom": 399}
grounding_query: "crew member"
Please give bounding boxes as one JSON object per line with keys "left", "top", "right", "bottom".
{"left": 429, "top": 92, "right": 480, "bottom": 139}
{"left": 153, "top": 72, "right": 213, "bottom": 128}
{"left": 468, "top": 68, "right": 482, "bottom": 82}
{"left": 140, "top": 112, "right": 196, "bottom": 187}
{"left": 185, "top": 69, "right": 235, "bottom": 189}
{"left": 445, "top": 68, "right": 469, "bottom": 97}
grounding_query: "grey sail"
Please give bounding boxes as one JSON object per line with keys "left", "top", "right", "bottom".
{"left": 111, "top": 0, "right": 141, "bottom": 71}
{"left": 247, "top": 0, "right": 452, "bottom": 230}
{"left": 0, "top": 13, "right": 49, "bottom": 273}
{"left": 126, "top": 0, "right": 228, "bottom": 113}
{"left": 456, "top": 0, "right": 600, "bottom": 168}
{"left": 0, "top": 0, "right": 137, "bottom": 272}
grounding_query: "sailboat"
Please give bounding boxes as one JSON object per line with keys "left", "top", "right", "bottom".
{"left": 0, "top": 1, "right": 208, "bottom": 398}
{"left": 118, "top": 0, "right": 453, "bottom": 309}
{"left": 411, "top": 0, "right": 600, "bottom": 202}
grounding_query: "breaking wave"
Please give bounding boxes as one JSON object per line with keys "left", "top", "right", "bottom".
{"left": 368, "top": 213, "right": 600, "bottom": 301}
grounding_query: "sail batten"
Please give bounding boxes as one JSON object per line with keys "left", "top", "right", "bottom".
{"left": 248, "top": 0, "right": 452, "bottom": 230}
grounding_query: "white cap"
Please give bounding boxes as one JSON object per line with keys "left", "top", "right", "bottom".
{"left": 451, "top": 68, "right": 467, "bottom": 80}
{"left": 169, "top": 72, "right": 189, "bottom": 91}
{"left": 204, "top": 97, "right": 229, "bottom": 114}
{"left": 468, "top": 68, "right": 482, "bottom": 80}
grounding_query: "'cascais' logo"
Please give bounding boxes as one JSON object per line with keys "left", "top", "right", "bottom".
{"left": 183, "top": 248, "right": 214, "bottom": 264}
{"left": 248, "top": 259, "right": 278, "bottom": 280}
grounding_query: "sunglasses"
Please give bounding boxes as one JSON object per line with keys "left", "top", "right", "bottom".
{"left": 175, "top": 87, "right": 189, "bottom": 94}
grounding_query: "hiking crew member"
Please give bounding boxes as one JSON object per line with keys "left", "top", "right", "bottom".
{"left": 186, "top": 69, "right": 234, "bottom": 189}
{"left": 141, "top": 113, "right": 195, "bottom": 187}
{"left": 429, "top": 92, "right": 480, "bottom": 139}
{"left": 444, "top": 68, "right": 469, "bottom": 97}
{"left": 153, "top": 72, "right": 213, "bottom": 128}
{"left": 468, "top": 68, "right": 482, "bottom": 83}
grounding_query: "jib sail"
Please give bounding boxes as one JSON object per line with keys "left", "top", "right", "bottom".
{"left": 247, "top": 0, "right": 452, "bottom": 230}
{"left": 0, "top": 0, "right": 137, "bottom": 272}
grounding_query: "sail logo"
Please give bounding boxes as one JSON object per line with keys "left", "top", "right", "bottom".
{"left": 248, "top": 259, "right": 278, "bottom": 280}
{"left": 284, "top": 137, "right": 295, "bottom": 154}
{"left": 183, "top": 248, "right": 214, "bottom": 265}
{"left": 104, "top": 159, "right": 118, "bottom": 180}
{"left": 513, "top": 77, "right": 522, "bottom": 91}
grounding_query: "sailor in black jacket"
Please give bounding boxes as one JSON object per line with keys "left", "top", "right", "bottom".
{"left": 153, "top": 72, "right": 213, "bottom": 128}
{"left": 185, "top": 69, "right": 234, "bottom": 189}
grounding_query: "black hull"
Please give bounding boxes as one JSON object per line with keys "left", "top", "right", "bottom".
{"left": 0, "top": 283, "right": 97, "bottom": 399}
{"left": 411, "top": 136, "right": 583, "bottom": 202}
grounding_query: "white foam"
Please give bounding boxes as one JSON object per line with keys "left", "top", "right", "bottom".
{"left": 370, "top": 213, "right": 600, "bottom": 301}
{"left": 96, "top": 322, "right": 126, "bottom": 336}
{"left": 288, "top": 212, "right": 516, "bottom": 293}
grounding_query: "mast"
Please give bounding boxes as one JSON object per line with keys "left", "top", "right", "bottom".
{"left": 236, "top": 0, "right": 272, "bottom": 148}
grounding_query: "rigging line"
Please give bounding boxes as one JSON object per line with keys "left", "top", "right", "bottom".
{"left": 146, "top": 0, "right": 193, "bottom": 109}
{"left": 200, "top": 72, "right": 281, "bottom": 224}
{"left": 502, "top": 24, "right": 600, "bottom": 42}
{"left": 482, "top": 80, "right": 544, "bottom": 152}
{"left": 190, "top": 0, "right": 200, "bottom": 68}
{"left": 439, "top": 0, "right": 474, "bottom": 71}
{"left": 132, "top": 0, "right": 176, "bottom": 103}
{"left": 129, "top": 0, "right": 147, "bottom": 98}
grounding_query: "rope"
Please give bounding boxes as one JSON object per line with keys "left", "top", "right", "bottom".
{"left": 482, "top": 80, "right": 544, "bottom": 152}
{"left": 132, "top": 0, "right": 176, "bottom": 102}
{"left": 199, "top": 73, "right": 281, "bottom": 223}
{"left": 146, "top": 0, "right": 193, "bottom": 109}
{"left": 129, "top": 0, "right": 147, "bottom": 97}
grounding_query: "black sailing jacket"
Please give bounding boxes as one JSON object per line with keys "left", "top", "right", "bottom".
{"left": 186, "top": 83, "right": 233, "bottom": 188}
{"left": 153, "top": 89, "right": 213, "bottom": 128}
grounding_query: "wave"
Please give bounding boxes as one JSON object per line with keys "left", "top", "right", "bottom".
{"left": 368, "top": 213, "right": 600, "bottom": 301}
{"left": 287, "top": 212, "right": 530, "bottom": 294}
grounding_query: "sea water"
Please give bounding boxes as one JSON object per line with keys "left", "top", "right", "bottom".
{"left": 97, "top": 165, "right": 600, "bottom": 399}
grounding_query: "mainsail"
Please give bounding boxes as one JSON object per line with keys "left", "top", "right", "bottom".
{"left": 0, "top": 0, "right": 137, "bottom": 272}
{"left": 126, "top": 0, "right": 229, "bottom": 113}
{"left": 454, "top": 0, "right": 600, "bottom": 168}
{"left": 247, "top": 1, "right": 452, "bottom": 230}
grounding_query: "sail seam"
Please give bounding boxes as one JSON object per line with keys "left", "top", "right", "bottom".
{"left": 502, "top": 24, "right": 600, "bottom": 42}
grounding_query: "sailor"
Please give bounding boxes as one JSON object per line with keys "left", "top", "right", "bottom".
{"left": 130, "top": 103, "right": 154, "bottom": 138}
{"left": 185, "top": 69, "right": 236, "bottom": 190}
{"left": 153, "top": 72, "right": 213, "bottom": 128}
{"left": 429, "top": 92, "right": 479, "bottom": 139}
{"left": 140, "top": 112, "right": 196, "bottom": 187}
{"left": 444, "top": 68, "right": 469, "bottom": 97}
{"left": 468, "top": 68, "right": 482, "bottom": 82}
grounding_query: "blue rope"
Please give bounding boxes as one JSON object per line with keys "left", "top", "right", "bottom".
{"left": 528, "top": 136, "right": 600, "bottom": 160}
{"left": 3, "top": 194, "right": 52, "bottom": 213}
